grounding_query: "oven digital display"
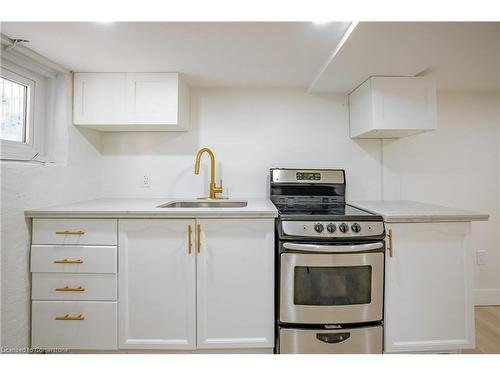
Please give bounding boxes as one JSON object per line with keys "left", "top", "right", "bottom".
{"left": 296, "top": 172, "right": 321, "bottom": 181}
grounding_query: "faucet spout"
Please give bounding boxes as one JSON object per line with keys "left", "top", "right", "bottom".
{"left": 194, "top": 148, "right": 223, "bottom": 199}
{"left": 194, "top": 148, "right": 214, "bottom": 176}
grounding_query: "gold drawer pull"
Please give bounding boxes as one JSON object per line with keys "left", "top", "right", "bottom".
{"left": 55, "top": 286, "right": 85, "bottom": 292}
{"left": 53, "top": 258, "right": 84, "bottom": 264}
{"left": 55, "top": 314, "right": 85, "bottom": 321}
{"left": 197, "top": 224, "right": 201, "bottom": 253}
{"left": 387, "top": 229, "right": 394, "bottom": 257}
{"left": 188, "top": 225, "right": 193, "bottom": 254}
{"left": 55, "top": 230, "right": 85, "bottom": 235}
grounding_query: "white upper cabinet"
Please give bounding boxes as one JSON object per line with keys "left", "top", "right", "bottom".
{"left": 73, "top": 73, "right": 127, "bottom": 125}
{"left": 348, "top": 76, "right": 437, "bottom": 138}
{"left": 73, "top": 72, "right": 189, "bottom": 131}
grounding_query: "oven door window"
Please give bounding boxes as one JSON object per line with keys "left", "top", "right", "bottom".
{"left": 294, "top": 266, "right": 372, "bottom": 306}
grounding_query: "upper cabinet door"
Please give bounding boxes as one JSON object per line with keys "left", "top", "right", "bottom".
{"left": 196, "top": 218, "right": 275, "bottom": 349}
{"left": 125, "top": 73, "right": 178, "bottom": 125}
{"left": 118, "top": 219, "right": 196, "bottom": 350}
{"left": 73, "top": 72, "right": 189, "bottom": 131}
{"left": 384, "top": 222, "right": 475, "bottom": 353}
{"left": 74, "top": 73, "right": 127, "bottom": 125}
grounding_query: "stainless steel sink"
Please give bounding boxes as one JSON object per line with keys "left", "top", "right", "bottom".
{"left": 157, "top": 200, "right": 248, "bottom": 208}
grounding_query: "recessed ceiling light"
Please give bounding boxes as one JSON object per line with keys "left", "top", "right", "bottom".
{"left": 312, "top": 21, "right": 332, "bottom": 25}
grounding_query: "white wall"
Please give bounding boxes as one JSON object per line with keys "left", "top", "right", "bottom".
{"left": 100, "top": 89, "right": 382, "bottom": 201}
{"left": 0, "top": 106, "right": 102, "bottom": 349}
{"left": 382, "top": 92, "right": 500, "bottom": 304}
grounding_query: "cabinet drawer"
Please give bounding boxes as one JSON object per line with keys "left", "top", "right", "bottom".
{"left": 32, "top": 273, "right": 117, "bottom": 301}
{"left": 31, "top": 245, "right": 117, "bottom": 273}
{"left": 33, "top": 219, "right": 117, "bottom": 245}
{"left": 279, "top": 325, "right": 383, "bottom": 354}
{"left": 32, "top": 301, "right": 117, "bottom": 350}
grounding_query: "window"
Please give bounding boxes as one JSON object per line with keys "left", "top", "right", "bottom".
{"left": 1, "top": 72, "right": 33, "bottom": 143}
{"left": 0, "top": 62, "right": 40, "bottom": 161}
{"left": 1, "top": 37, "right": 69, "bottom": 162}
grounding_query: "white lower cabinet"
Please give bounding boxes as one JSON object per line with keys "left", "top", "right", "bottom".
{"left": 118, "top": 218, "right": 274, "bottom": 351}
{"left": 31, "top": 218, "right": 119, "bottom": 350}
{"left": 384, "top": 222, "right": 474, "bottom": 353}
{"left": 196, "top": 219, "right": 274, "bottom": 348}
{"left": 118, "top": 219, "right": 197, "bottom": 349}
{"left": 32, "top": 301, "right": 117, "bottom": 350}
{"left": 31, "top": 217, "right": 274, "bottom": 351}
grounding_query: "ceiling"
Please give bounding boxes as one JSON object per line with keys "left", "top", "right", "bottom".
{"left": 1, "top": 22, "right": 498, "bottom": 93}
{"left": 310, "top": 22, "right": 500, "bottom": 93}
{"left": 0, "top": 22, "right": 351, "bottom": 88}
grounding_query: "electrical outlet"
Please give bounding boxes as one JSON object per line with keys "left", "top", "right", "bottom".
{"left": 476, "top": 250, "right": 487, "bottom": 266}
{"left": 142, "top": 174, "right": 151, "bottom": 188}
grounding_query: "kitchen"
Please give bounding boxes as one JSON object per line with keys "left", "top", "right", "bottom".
{"left": 1, "top": 2, "right": 499, "bottom": 372}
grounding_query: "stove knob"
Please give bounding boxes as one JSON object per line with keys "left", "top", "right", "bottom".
{"left": 351, "top": 223, "right": 362, "bottom": 233}
{"left": 326, "top": 223, "right": 336, "bottom": 233}
{"left": 314, "top": 223, "right": 324, "bottom": 233}
{"left": 339, "top": 223, "right": 349, "bottom": 233}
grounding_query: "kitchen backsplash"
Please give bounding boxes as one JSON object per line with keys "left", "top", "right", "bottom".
{"left": 99, "top": 89, "right": 383, "bottom": 200}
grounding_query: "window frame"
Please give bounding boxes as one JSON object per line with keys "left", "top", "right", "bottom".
{"left": 0, "top": 60, "right": 45, "bottom": 161}
{"left": 1, "top": 67, "right": 36, "bottom": 152}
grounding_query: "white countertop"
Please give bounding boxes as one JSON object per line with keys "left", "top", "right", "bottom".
{"left": 24, "top": 198, "right": 278, "bottom": 219}
{"left": 26, "top": 198, "right": 487, "bottom": 222}
{"left": 350, "top": 200, "right": 489, "bottom": 223}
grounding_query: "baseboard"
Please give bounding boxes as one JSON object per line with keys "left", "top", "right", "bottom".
{"left": 474, "top": 288, "right": 500, "bottom": 305}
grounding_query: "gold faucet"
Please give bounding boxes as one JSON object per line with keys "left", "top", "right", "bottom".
{"left": 194, "top": 147, "right": 224, "bottom": 199}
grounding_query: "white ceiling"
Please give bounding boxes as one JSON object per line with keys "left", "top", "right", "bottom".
{"left": 310, "top": 22, "right": 500, "bottom": 93}
{"left": 2, "top": 22, "right": 498, "bottom": 93}
{"left": 0, "top": 22, "right": 351, "bottom": 88}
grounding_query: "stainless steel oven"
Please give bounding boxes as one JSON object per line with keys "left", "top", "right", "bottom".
{"left": 279, "top": 242, "right": 384, "bottom": 325}
{"left": 271, "top": 168, "right": 386, "bottom": 354}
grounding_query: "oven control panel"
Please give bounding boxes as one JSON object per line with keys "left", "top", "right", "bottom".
{"left": 281, "top": 221, "right": 385, "bottom": 238}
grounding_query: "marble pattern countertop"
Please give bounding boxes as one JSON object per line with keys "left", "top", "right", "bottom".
{"left": 350, "top": 200, "right": 489, "bottom": 223}
{"left": 24, "top": 198, "right": 278, "bottom": 219}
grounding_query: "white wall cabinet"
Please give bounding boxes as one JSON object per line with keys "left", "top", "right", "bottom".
{"left": 118, "top": 219, "right": 197, "bottom": 350}
{"left": 196, "top": 219, "right": 274, "bottom": 349}
{"left": 349, "top": 76, "right": 437, "bottom": 138}
{"left": 73, "top": 72, "right": 189, "bottom": 131}
{"left": 118, "top": 218, "right": 274, "bottom": 351}
{"left": 384, "top": 222, "right": 475, "bottom": 353}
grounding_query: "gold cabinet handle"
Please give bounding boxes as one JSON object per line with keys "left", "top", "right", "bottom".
{"left": 55, "top": 314, "right": 85, "bottom": 321}
{"left": 387, "top": 229, "right": 394, "bottom": 257}
{"left": 55, "top": 286, "right": 85, "bottom": 292}
{"left": 55, "top": 230, "right": 85, "bottom": 235}
{"left": 197, "top": 224, "right": 201, "bottom": 253}
{"left": 188, "top": 225, "right": 193, "bottom": 254}
{"left": 53, "top": 258, "right": 84, "bottom": 264}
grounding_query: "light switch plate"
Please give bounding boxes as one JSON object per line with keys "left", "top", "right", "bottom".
{"left": 476, "top": 250, "right": 487, "bottom": 266}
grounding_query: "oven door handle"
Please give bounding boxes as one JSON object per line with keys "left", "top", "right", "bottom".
{"left": 282, "top": 242, "right": 383, "bottom": 253}
{"left": 316, "top": 332, "right": 351, "bottom": 344}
